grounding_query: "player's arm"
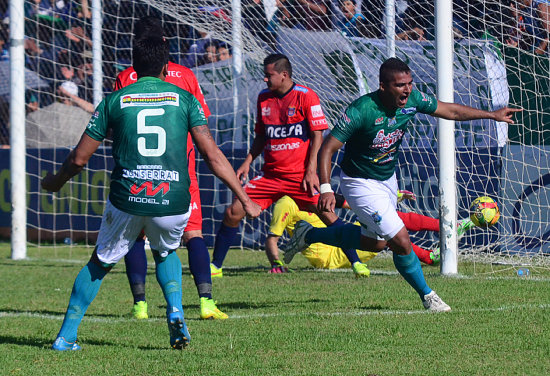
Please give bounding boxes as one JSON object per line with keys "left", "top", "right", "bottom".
{"left": 41, "top": 134, "right": 102, "bottom": 192}
{"left": 191, "top": 124, "right": 261, "bottom": 219}
{"left": 265, "top": 235, "right": 282, "bottom": 265}
{"left": 303, "top": 129, "right": 323, "bottom": 195}
{"left": 317, "top": 134, "right": 344, "bottom": 213}
{"left": 236, "top": 133, "right": 265, "bottom": 183}
{"left": 432, "top": 101, "right": 521, "bottom": 124}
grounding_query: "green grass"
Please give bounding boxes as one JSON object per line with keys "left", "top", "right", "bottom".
{"left": 1, "top": 243, "right": 549, "bottom": 376}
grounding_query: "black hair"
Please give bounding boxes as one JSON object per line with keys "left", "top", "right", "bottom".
{"left": 379, "top": 57, "right": 411, "bottom": 84}
{"left": 339, "top": 0, "right": 356, "bottom": 5}
{"left": 134, "top": 16, "right": 164, "bottom": 40}
{"left": 132, "top": 37, "right": 169, "bottom": 78}
{"left": 263, "top": 53, "right": 292, "bottom": 78}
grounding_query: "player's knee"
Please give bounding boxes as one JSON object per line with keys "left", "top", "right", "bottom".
{"left": 90, "top": 248, "right": 114, "bottom": 272}
{"left": 182, "top": 230, "right": 202, "bottom": 244}
{"left": 224, "top": 203, "right": 246, "bottom": 226}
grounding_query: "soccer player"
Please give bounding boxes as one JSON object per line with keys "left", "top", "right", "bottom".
{"left": 210, "top": 53, "right": 370, "bottom": 278}
{"left": 114, "top": 16, "right": 227, "bottom": 321}
{"left": 270, "top": 193, "right": 473, "bottom": 273}
{"left": 43, "top": 37, "right": 261, "bottom": 351}
{"left": 285, "top": 57, "right": 520, "bottom": 312}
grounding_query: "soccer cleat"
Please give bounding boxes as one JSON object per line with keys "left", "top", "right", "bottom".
{"left": 52, "top": 337, "right": 81, "bottom": 351}
{"left": 457, "top": 219, "right": 475, "bottom": 240}
{"left": 423, "top": 291, "right": 451, "bottom": 312}
{"left": 430, "top": 248, "right": 441, "bottom": 265}
{"left": 352, "top": 261, "right": 370, "bottom": 278}
{"left": 210, "top": 263, "right": 223, "bottom": 278}
{"left": 268, "top": 259, "right": 289, "bottom": 274}
{"left": 200, "top": 297, "right": 229, "bottom": 320}
{"left": 132, "top": 301, "right": 148, "bottom": 319}
{"left": 283, "top": 220, "right": 313, "bottom": 264}
{"left": 167, "top": 309, "right": 191, "bottom": 349}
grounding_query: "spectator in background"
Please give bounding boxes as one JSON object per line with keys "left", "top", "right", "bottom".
{"left": 198, "top": 40, "right": 219, "bottom": 65}
{"left": 395, "top": 0, "right": 434, "bottom": 41}
{"left": 285, "top": 0, "right": 333, "bottom": 31}
{"left": 242, "top": 0, "right": 277, "bottom": 50}
{"left": 336, "top": 0, "right": 381, "bottom": 38}
{"left": 0, "top": 24, "right": 8, "bottom": 60}
{"left": 507, "top": 0, "right": 550, "bottom": 54}
{"left": 182, "top": 29, "right": 218, "bottom": 68}
{"left": 57, "top": 52, "right": 94, "bottom": 113}
{"left": 217, "top": 43, "right": 232, "bottom": 61}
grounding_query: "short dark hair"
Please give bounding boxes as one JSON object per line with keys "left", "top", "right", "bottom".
{"left": 132, "top": 37, "right": 169, "bottom": 78}
{"left": 264, "top": 53, "right": 292, "bottom": 78}
{"left": 379, "top": 57, "right": 411, "bottom": 84}
{"left": 339, "top": 0, "right": 356, "bottom": 6}
{"left": 134, "top": 16, "right": 164, "bottom": 40}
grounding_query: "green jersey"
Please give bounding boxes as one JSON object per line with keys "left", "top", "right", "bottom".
{"left": 331, "top": 89, "right": 438, "bottom": 181}
{"left": 85, "top": 77, "right": 207, "bottom": 216}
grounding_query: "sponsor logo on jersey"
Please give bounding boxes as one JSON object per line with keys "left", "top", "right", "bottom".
{"left": 262, "top": 106, "right": 271, "bottom": 117}
{"left": 130, "top": 181, "right": 171, "bottom": 196}
{"left": 310, "top": 104, "right": 324, "bottom": 118}
{"left": 265, "top": 141, "right": 301, "bottom": 151}
{"left": 420, "top": 92, "right": 430, "bottom": 102}
{"left": 388, "top": 117, "right": 397, "bottom": 127}
{"left": 92, "top": 111, "right": 99, "bottom": 119}
{"left": 120, "top": 92, "right": 180, "bottom": 108}
{"left": 122, "top": 168, "right": 180, "bottom": 181}
{"left": 265, "top": 123, "right": 306, "bottom": 140}
{"left": 129, "top": 71, "right": 137, "bottom": 81}
{"left": 287, "top": 106, "right": 296, "bottom": 117}
{"left": 371, "top": 211, "right": 382, "bottom": 225}
{"left": 311, "top": 119, "right": 327, "bottom": 126}
{"left": 372, "top": 129, "right": 405, "bottom": 149}
{"left": 375, "top": 116, "right": 384, "bottom": 125}
{"left": 401, "top": 107, "right": 416, "bottom": 115}
{"left": 166, "top": 70, "right": 182, "bottom": 78}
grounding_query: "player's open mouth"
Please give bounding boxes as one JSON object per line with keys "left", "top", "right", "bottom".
{"left": 398, "top": 95, "right": 409, "bottom": 106}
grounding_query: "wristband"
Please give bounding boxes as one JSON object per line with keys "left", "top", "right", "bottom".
{"left": 320, "top": 183, "right": 333, "bottom": 194}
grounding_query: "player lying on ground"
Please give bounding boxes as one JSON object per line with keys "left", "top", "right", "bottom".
{"left": 42, "top": 37, "right": 260, "bottom": 351}
{"left": 285, "top": 57, "right": 520, "bottom": 312}
{"left": 268, "top": 193, "right": 474, "bottom": 274}
{"left": 115, "top": 16, "right": 226, "bottom": 321}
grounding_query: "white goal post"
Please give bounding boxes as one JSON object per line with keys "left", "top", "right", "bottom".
{"left": 7, "top": 0, "right": 550, "bottom": 272}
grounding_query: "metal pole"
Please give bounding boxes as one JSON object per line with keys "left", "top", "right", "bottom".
{"left": 10, "top": 0, "right": 27, "bottom": 260}
{"left": 435, "top": 0, "right": 457, "bottom": 275}
{"left": 385, "top": 0, "right": 396, "bottom": 58}
{"left": 91, "top": 0, "right": 103, "bottom": 107}
{"left": 231, "top": 0, "right": 243, "bottom": 145}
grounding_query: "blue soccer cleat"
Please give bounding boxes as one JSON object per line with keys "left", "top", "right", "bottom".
{"left": 52, "top": 336, "right": 81, "bottom": 351}
{"left": 167, "top": 309, "right": 191, "bottom": 349}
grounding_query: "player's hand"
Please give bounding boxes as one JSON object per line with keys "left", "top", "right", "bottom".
{"left": 493, "top": 107, "right": 522, "bottom": 124}
{"left": 397, "top": 189, "right": 416, "bottom": 203}
{"left": 318, "top": 192, "right": 336, "bottom": 213}
{"left": 302, "top": 169, "right": 320, "bottom": 196}
{"left": 41, "top": 172, "right": 63, "bottom": 192}
{"left": 243, "top": 200, "right": 262, "bottom": 219}
{"left": 236, "top": 163, "right": 250, "bottom": 184}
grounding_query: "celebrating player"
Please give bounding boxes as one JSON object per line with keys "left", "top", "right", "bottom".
{"left": 210, "top": 53, "right": 370, "bottom": 278}
{"left": 285, "top": 57, "right": 520, "bottom": 312}
{"left": 114, "top": 16, "right": 227, "bottom": 321}
{"left": 44, "top": 37, "right": 260, "bottom": 351}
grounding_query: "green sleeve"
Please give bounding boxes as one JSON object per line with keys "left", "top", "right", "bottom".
{"left": 411, "top": 89, "right": 438, "bottom": 114}
{"left": 330, "top": 105, "right": 362, "bottom": 144}
{"left": 84, "top": 99, "right": 108, "bottom": 141}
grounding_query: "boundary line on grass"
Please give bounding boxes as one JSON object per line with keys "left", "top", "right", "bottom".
{"left": 2, "top": 303, "right": 550, "bottom": 323}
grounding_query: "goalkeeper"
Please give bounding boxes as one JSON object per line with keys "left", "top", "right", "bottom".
{"left": 268, "top": 192, "right": 473, "bottom": 274}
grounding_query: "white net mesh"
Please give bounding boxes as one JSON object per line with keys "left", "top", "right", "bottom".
{"left": 6, "top": 0, "right": 549, "bottom": 268}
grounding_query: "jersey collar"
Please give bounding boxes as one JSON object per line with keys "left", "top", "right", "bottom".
{"left": 136, "top": 76, "right": 164, "bottom": 83}
{"left": 275, "top": 83, "right": 295, "bottom": 99}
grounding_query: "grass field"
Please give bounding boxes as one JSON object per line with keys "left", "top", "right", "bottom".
{"left": 1, "top": 243, "right": 549, "bottom": 376}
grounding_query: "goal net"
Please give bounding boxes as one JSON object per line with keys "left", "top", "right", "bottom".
{"left": 6, "top": 0, "right": 549, "bottom": 269}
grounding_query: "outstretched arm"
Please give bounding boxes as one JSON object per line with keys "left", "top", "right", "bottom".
{"left": 41, "top": 133, "right": 101, "bottom": 192}
{"left": 317, "top": 134, "right": 344, "bottom": 213}
{"left": 191, "top": 125, "right": 261, "bottom": 219}
{"left": 432, "top": 101, "right": 521, "bottom": 124}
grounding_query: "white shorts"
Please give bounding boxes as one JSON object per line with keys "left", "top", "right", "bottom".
{"left": 95, "top": 199, "right": 191, "bottom": 265}
{"left": 340, "top": 172, "right": 404, "bottom": 241}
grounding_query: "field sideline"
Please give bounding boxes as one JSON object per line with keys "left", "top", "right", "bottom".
{"left": 1, "top": 243, "right": 549, "bottom": 375}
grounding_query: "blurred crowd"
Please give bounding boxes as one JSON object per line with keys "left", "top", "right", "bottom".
{"left": 0, "top": 0, "right": 548, "bottom": 145}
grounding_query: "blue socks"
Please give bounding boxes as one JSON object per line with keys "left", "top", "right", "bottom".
{"left": 57, "top": 261, "right": 108, "bottom": 342}
{"left": 328, "top": 218, "right": 360, "bottom": 264}
{"left": 211, "top": 223, "right": 239, "bottom": 268}
{"left": 186, "top": 237, "right": 212, "bottom": 299}
{"left": 152, "top": 250, "right": 183, "bottom": 315}
{"left": 306, "top": 223, "right": 362, "bottom": 251}
{"left": 393, "top": 251, "right": 432, "bottom": 298}
{"left": 124, "top": 239, "right": 147, "bottom": 303}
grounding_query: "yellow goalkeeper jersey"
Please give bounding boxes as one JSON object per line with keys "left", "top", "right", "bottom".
{"left": 269, "top": 196, "right": 377, "bottom": 269}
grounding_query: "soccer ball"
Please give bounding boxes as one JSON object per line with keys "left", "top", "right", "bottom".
{"left": 470, "top": 196, "right": 500, "bottom": 227}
